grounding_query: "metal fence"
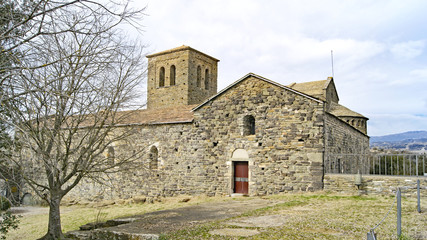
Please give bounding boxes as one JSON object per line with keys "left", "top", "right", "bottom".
{"left": 325, "top": 153, "right": 427, "bottom": 176}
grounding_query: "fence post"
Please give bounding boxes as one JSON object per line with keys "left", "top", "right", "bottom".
{"left": 423, "top": 154, "right": 425, "bottom": 176}
{"left": 418, "top": 179, "right": 421, "bottom": 213}
{"left": 397, "top": 188, "right": 401, "bottom": 237}
{"left": 367, "top": 230, "right": 376, "bottom": 240}
{"left": 402, "top": 156, "right": 406, "bottom": 175}
{"left": 416, "top": 155, "right": 418, "bottom": 176}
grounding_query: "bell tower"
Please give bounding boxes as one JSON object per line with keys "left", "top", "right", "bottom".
{"left": 146, "top": 46, "right": 219, "bottom": 109}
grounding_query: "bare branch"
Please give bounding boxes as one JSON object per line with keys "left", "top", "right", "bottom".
{"left": 0, "top": 0, "right": 147, "bottom": 238}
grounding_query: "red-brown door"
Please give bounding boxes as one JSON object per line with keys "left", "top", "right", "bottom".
{"left": 234, "top": 161, "right": 248, "bottom": 194}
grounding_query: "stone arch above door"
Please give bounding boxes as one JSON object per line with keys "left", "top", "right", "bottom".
{"left": 231, "top": 149, "right": 249, "bottom": 159}
{"left": 230, "top": 148, "right": 250, "bottom": 195}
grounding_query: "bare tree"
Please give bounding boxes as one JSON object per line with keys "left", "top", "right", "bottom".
{"left": 0, "top": 0, "right": 144, "bottom": 97}
{"left": 0, "top": 0, "right": 146, "bottom": 239}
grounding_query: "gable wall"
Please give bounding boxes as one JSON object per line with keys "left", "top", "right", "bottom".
{"left": 192, "top": 77, "right": 326, "bottom": 195}
{"left": 326, "top": 82, "right": 339, "bottom": 104}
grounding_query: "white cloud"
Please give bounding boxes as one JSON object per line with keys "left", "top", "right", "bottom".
{"left": 390, "top": 40, "right": 425, "bottom": 60}
{"left": 410, "top": 68, "right": 427, "bottom": 78}
{"left": 388, "top": 67, "right": 427, "bottom": 85}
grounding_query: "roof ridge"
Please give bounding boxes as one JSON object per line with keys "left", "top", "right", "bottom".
{"left": 192, "top": 73, "right": 323, "bottom": 111}
{"left": 146, "top": 45, "right": 219, "bottom": 61}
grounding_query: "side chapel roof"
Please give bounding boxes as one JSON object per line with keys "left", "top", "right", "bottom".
{"left": 287, "top": 78, "right": 367, "bottom": 119}
{"left": 287, "top": 79, "right": 331, "bottom": 102}
{"left": 328, "top": 102, "right": 367, "bottom": 119}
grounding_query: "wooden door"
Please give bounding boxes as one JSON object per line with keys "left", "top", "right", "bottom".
{"left": 234, "top": 161, "right": 248, "bottom": 194}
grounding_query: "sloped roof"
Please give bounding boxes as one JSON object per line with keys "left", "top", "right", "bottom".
{"left": 328, "top": 102, "right": 367, "bottom": 119}
{"left": 287, "top": 78, "right": 366, "bottom": 119}
{"left": 192, "top": 73, "right": 323, "bottom": 111}
{"left": 287, "top": 79, "right": 330, "bottom": 101}
{"left": 110, "top": 74, "right": 366, "bottom": 126}
{"left": 146, "top": 45, "right": 219, "bottom": 62}
{"left": 115, "top": 105, "right": 196, "bottom": 126}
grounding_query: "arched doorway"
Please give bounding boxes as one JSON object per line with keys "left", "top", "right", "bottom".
{"left": 231, "top": 149, "right": 249, "bottom": 194}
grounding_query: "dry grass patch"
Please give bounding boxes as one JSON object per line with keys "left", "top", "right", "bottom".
{"left": 163, "top": 194, "right": 427, "bottom": 240}
{"left": 7, "top": 195, "right": 228, "bottom": 240}
{"left": 6, "top": 193, "right": 426, "bottom": 240}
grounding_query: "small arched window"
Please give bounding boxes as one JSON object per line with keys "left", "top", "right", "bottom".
{"left": 170, "top": 65, "right": 176, "bottom": 86}
{"left": 149, "top": 146, "right": 158, "bottom": 170}
{"left": 243, "top": 115, "right": 255, "bottom": 136}
{"left": 196, "top": 65, "right": 201, "bottom": 87}
{"left": 159, "top": 67, "right": 165, "bottom": 87}
{"left": 107, "top": 146, "right": 115, "bottom": 165}
{"left": 204, "top": 69, "right": 209, "bottom": 90}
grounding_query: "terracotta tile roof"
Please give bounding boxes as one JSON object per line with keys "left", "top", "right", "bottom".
{"left": 328, "top": 102, "right": 367, "bottom": 119}
{"left": 116, "top": 105, "right": 196, "bottom": 125}
{"left": 287, "top": 79, "right": 330, "bottom": 101}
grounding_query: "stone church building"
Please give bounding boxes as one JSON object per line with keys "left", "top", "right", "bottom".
{"left": 69, "top": 46, "right": 369, "bottom": 200}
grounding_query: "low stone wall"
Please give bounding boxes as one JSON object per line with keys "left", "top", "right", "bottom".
{"left": 324, "top": 174, "right": 427, "bottom": 198}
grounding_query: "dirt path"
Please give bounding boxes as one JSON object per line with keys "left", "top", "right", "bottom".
{"left": 66, "top": 198, "right": 281, "bottom": 239}
{"left": 10, "top": 206, "right": 74, "bottom": 216}
{"left": 10, "top": 206, "right": 49, "bottom": 216}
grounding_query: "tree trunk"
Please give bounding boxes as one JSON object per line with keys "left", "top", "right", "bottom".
{"left": 39, "top": 194, "right": 64, "bottom": 240}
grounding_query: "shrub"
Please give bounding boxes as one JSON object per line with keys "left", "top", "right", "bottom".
{"left": 0, "top": 196, "right": 11, "bottom": 211}
{"left": 0, "top": 211, "right": 20, "bottom": 240}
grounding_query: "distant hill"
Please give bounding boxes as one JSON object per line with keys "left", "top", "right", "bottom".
{"left": 370, "top": 131, "right": 427, "bottom": 152}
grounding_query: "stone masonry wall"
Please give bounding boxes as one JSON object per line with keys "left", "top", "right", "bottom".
{"left": 66, "top": 122, "right": 210, "bottom": 201}
{"left": 147, "top": 48, "right": 218, "bottom": 109}
{"left": 187, "top": 50, "right": 218, "bottom": 105}
{"left": 193, "top": 76, "right": 325, "bottom": 195}
{"left": 22, "top": 77, "right": 375, "bottom": 203}
{"left": 324, "top": 174, "right": 427, "bottom": 198}
{"left": 147, "top": 50, "right": 190, "bottom": 108}
{"left": 65, "top": 77, "right": 327, "bottom": 202}
{"left": 324, "top": 113, "right": 370, "bottom": 174}
{"left": 325, "top": 113, "right": 369, "bottom": 155}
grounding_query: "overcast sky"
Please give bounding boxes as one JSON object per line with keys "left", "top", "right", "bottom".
{"left": 130, "top": 0, "right": 427, "bottom": 136}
